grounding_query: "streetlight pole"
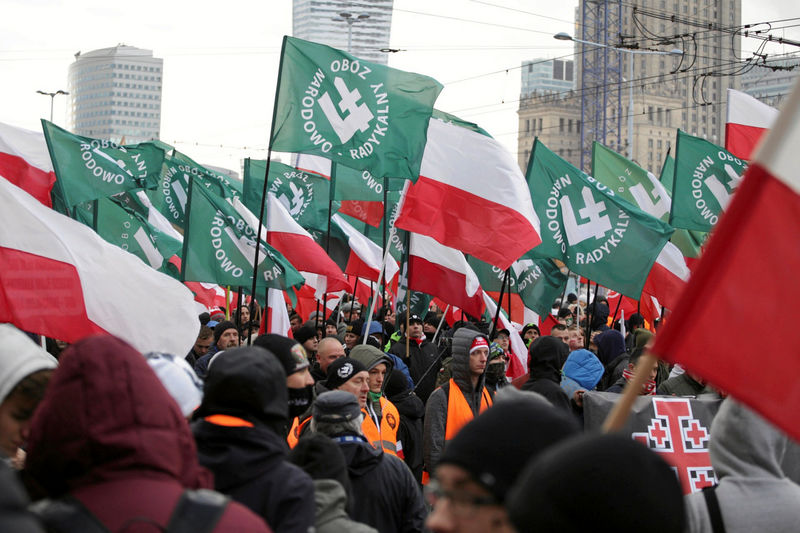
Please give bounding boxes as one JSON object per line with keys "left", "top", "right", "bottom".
{"left": 554, "top": 33, "right": 682, "bottom": 162}
{"left": 36, "top": 89, "right": 69, "bottom": 122}
{"left": 336, "top": 12, "right": 370, "bottom": 53}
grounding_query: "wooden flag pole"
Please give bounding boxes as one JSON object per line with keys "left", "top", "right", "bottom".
{"left": 602, "top": 352, "right": 657, "bottom": 432}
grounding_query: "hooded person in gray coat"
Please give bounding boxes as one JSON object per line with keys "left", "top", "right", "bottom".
{"left": 423, "top": 328, "right": 493, "bottom": 477}
{"left": 684, "top": 398, "right": 800, "bottom": 533}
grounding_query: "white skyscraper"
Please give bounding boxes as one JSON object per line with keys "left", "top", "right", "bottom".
{"left": 68, "top": 45, "right": 163, "bottom": 144}
{"left": 292, "top": 0, "right": 393, "bottom": 64}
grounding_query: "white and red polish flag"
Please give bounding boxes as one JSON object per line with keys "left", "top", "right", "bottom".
{"left": 263, "top": 288, "right": 293, "bottom": 336}
{"left": 0, "top": 175, "right": 198, "bottom": 356}
{"left": 0, "top": 122, "right": 56, "bottom": 207}
{"left": 725, "top": 89, "right": 779, "bottom": 161}
{"left": 408, "top": 233, "right": 485, "bottom": 319}
{"left": 331, "top": 213, "right": 400, "bottom": 283}
{"left": 654, "top": 79, "right": 800, "bottom": 442}
{"left": 395, "top": 114, "right": 542, "bottom": 270}
{"left": 642, "top": 241, "right": 691, "bottom": 312}
{"left": 265, "top": 193, "right": 351, "bottom": 294}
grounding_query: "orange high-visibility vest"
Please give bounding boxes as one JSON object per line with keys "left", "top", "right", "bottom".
{"left": 444, "top": 378, "right": 492, "bottom": 440}
{"left": 204, "top": 414, "right": 254, "bottom": 428}
{"left": 287, "top": 415, "right": 311, "bottom": 448}
{"left": 362, "top": 396, "right": 400, "bottom": 456}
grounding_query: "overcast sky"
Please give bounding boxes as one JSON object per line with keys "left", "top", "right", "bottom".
{"left": 2, "top": 0, "right": 798, "bottom": 173}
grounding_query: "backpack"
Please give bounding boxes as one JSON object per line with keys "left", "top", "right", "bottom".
{"left": 31, "top": 489, "right": 230, "bottom": 533}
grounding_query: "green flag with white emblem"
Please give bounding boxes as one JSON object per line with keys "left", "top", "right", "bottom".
{"left": 270, "top": 36, "right": 443, "bottom": 181}
{"left": 243, "top": 159, "right": 333, "bottom": 232}
{"left": 468, "top": 252, "right": 566, "bottom": 317}
{"left": 526, "top": 139, "right": 673, "bottom": 299}
{"left": 73, "top": 196, "right": 182, "bottom": 276}
{"left": 41, "top": 119, "right": 164, "bottom": 207}
{"left": 669, "top": 130, "right": 747, "bottom": 232}
{"left": 658, "top": 154, "right": 706, "bottom": 258}
{"left": 181, "top": 181, "right": 304, "bottom": 292}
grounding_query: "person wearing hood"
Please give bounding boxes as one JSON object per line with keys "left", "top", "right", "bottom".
{"left": 684, "top": 399, "right": 800, "bottom": 533}
{"left": 0, "top": 324, "right": 57, "bottom": 465}
{"left": 289, "top": 433, "right": 378, "bottom": 533}
{"left": 585, "top": 301, "right": 610, "bottom": 332}
{"left": 484, "top": 341, "right": 510, "bottom": 393}
{"left": 520, "top": 336, "right": 571, "bottom": 412}
{"left": 25, "top": 335, "right": 268, "bottom": 533}
{"left": 310, "top": 390, "right": 426, "bottom": 533}
{"left": 192, "top": 346, "right": 314, "bottom": 533}
{"left": 560, "top": 348, "right": 604, "bottom": 409}
{"left": 423, "top": 328, "right": 493, "bottom": 481}
{"left": 385, "top": 369, "right": 425, "bottom": 483}
{"left": 388, "top": 313, "right": 440, "bottom": 404}
{"left": 349, "top": 344, "right": 401, "bottom": 457}
{"left": 253, "top": 334, "right": 316, "bottom": 422}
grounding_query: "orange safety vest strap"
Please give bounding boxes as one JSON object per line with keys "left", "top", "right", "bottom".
{"left": 445, "top": 378, "right": 492, "bottom": 441}
{"left": 361, "top": 398, "right": 400, "bottom": 457}
{"left": 287, "top": 416, "right": 311, "bottom": 448}
{"left": 204, "top": 414, "right": 254, "bottom": 428}
{"left": 421, "top": 470, "right": 430, "bottom": 486}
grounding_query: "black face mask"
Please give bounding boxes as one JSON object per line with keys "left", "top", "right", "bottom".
{"left": 485, "top": 362, "right": 506, "bottom": 385}
{"left": 287, "top": 385, "right": 314, "bottom": 419}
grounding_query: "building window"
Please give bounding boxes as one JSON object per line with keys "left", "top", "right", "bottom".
{"left": 559, "top": 118, "right": 565, "bottom": 133}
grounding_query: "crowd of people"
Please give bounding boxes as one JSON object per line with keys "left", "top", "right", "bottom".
{"left": 0, "top": 292, "right": 798, "bottom": 532}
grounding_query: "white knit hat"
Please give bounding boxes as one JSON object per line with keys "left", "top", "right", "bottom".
{"left": 0, "top": 324, "right": 58, "bottom": 404}
{"left": 144, "top": 352, "right": 203, "bottom": 417}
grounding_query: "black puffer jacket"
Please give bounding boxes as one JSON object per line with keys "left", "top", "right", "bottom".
{"left": 385, "top": 370, "right": 425, "bottom": 483}
{"left": 340, "top": 440, "right": 426, "bottom": 533}
{"left": 192, "top": 346, "right": 314, "bottom": 533}
{"left": 521, "top": 336, "right": 571, "bottom": 412}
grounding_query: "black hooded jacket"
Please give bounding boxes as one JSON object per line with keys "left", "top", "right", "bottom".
{"left": 192, "top": 346, "right": 314, "bottom": 533}
{"left": 385, "top": 370, "right": 425, "bottom": 483}
{"left": 338, "top": 440, "right": 426, "bottom": 533}
{"left": 521, "top": 336, "right": 571, "bottom": 412}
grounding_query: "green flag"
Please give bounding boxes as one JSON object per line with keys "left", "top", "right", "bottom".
{"left": 41, "top": 119, "right": 164, "bottom": 207}
{"left": 360, "top": 187, "right": 406, "bottom": 262}
{"left": 271, "top": 36, "right": 443, "bottom": 181}
{"left": 181, "top": 181, "right": 304, "bottom": 291}
{"left": 670, "top": 130, "right": 747, "bottom": 232}
{"left": 468, "top": 252, "right": 566, "bottom": 317}
{"left": 526, "top": 139, "right": 673, "bottom": 298}
{"left": 243, "top": 159, "right": 333, "bottom": 232}
{"left": 659, "top": 154, "right": 706, "bottom": 258}
{"left": 591, "top": 142, "right": 672, "bottom": 222}
{"left": 73, "top": 196, "right": 182, "bottom": 276}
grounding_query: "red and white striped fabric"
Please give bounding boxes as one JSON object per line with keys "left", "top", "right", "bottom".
{"left": 725, "top": 89, "right": 779, "bottom": 161}
{"left": 331, "top": 213, "right": 399, "bottom": 283}
{"left": 395, "top": 116, "right": 542, "bottom": 270}
{"left": 408, "top": 233, "right": 485, "bottom": 319}
{"left": 0, "top": 175, "right": 198, "bottom": 356}
{"left": 481, "top": 290, "right": 526, "bottom": 379}
{"left": 0, "top": 121, "right": 55, "bottom": 207}
{"left": 266, "top": 193, "right": 351, "bottom": 294}
{"left": 185, "top": 282, "right": 229, "bottom": 310}
{"left": 655, "top": 79, "right": 800, "bottom": 442}
{"left": 642, "top": 241, "right": 691, "bottom": 311}
{"left": 264, "top": 288, "right": 292, "bottom": 336}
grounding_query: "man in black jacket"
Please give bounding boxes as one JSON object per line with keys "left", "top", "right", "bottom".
{"left": 388, "top": 314, "right": 440, "bottom": 404}
{"left": 192, "top": 346, "right": 314, "bottom": 533}
{"left": 521, "top": 336, "right": 571, "bottom": 412}
{"left": 311, "top": 390, "right": 426, "bottom": 533}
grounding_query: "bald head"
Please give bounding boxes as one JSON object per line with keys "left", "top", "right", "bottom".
{"left": 317, "top": 337, "right": 346, "bottom": 374}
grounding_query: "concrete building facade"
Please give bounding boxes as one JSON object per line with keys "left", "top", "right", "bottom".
{"left": 292, "top": 0, "right": 393, "bottom": 63}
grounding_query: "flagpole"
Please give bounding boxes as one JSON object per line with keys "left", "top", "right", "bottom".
{"left": 92, "top": 200, "right": 99, "bottom": 231}
{"left": 602, "top": 351, "right": 658, "bottom": 432}
{"left": 381, "top": 177, "right": 389, "bottom": 307}
{"left": 361, "top": 246, "right": 392, "bottom": 345}
{"left": 610, "top": 294, "right": 623, "bottom": 328}
{"left": 348, "top": 278, "right": 359, "bottom": 323}
{"left": 558, "top": 269, "right": 571, "bottom": 309}
{"left": 322, "top": 162, "right": 338, "bottom": 327}
{"left": 585, "top": 280, "right": 591, "bottom": 348}
{"left": 248, "top": 35, "right": 288, "bottom": 329}
{"left": 506, "top": 269, "right": 512, "bottom": 323}
{"left": 225, "top": 286, "right": 231, "bottom": 320}
{"left": 491, "top": 269, "right": 510, "bottom": 338}
{"left": 431, "top": 304, "right": 450, "bottom": 345}
{"left": 235, "top": 286, "right": 244, "bottom": 343}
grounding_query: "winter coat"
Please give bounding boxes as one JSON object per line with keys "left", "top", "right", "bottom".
{"left": 389, "top": 335, "right": 440, "bottom": 404}
{"left": 423, "top": 328, "right": 492, "bottom": 473}
{"left": 387, "top": 386, "right": 426, "bottom": 483}
{"left": 656, "top": 373, "right": 714, "bottom": 397}
{"left": 684, "top": 399, "right": 800, "bottom": 533}
{"left": 521, "top": 336, "right": 571, "bottom": 412}
{"left": 24, "top": 335, "right": 269, "bottom": 533}
{"left": 193, "top": 346, "right": 314, "bottom": 533}
{"left": 0, "top": 462, "right": 43, "bottom": 533}
{"left": 312, "top": 479, "right": 378, "bottom": 533}
{"left": 595, "top": 329, "right": 627, "bottom": 366}
{"left": 340, "top": 439, "right": 427, "bottom": 533}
